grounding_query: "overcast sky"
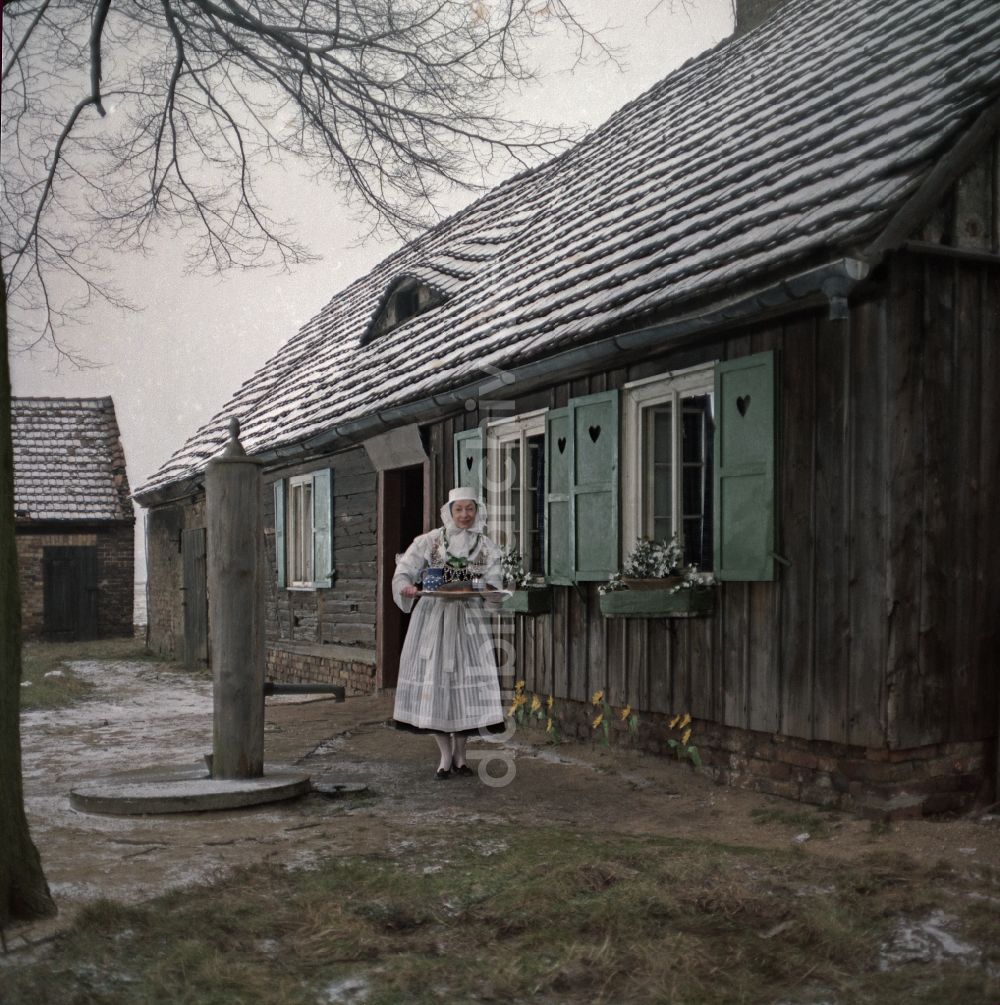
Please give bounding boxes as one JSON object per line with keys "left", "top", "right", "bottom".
{"left": 10, "top": 0, "right": 734, "bottom": 580}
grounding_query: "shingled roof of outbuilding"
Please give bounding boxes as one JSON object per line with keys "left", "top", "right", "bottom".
{"left": 13, "top": 398, "right": 134, "bottom": 522}
{"left": 136, "top": 0, "right": 1000, "bottom": 503}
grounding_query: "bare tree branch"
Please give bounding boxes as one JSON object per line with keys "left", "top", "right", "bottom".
{"left": 1, "top": 0, "right": 54, "bottom": 84}
{"left": 2, "top": 0, "right": 614, "bottom": 353}
{"left": 89, "top": 0, "right": 112, "bottom": 115}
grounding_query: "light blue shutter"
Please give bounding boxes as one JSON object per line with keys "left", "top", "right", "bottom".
{"left": 454, "top": 427, "right": 484, "bottom": 496}
{"left": 273, "top": 479, "right": 286, "bottom": 588}
{"left": 569, "top": 390, "right": 619, "bottom": 581}
{"left": 545, "top": 407, "right": 572, "bottom": 584}
{"left": 714, "top": 350, "right": 777, "bottom": 580}
{"left": 312, "top": 468, "right": 334, "bottom": 587}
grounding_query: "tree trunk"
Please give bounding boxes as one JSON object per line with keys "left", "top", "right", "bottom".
{"left": 0, "top": 269, "right": 57, "bottom": 926}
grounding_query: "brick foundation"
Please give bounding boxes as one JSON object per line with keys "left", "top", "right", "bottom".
{"left": 266, "top": 641, "right": 377, "bottom": 696}
{"left": 520, "top": 698, "right": 994, "bottom": 819}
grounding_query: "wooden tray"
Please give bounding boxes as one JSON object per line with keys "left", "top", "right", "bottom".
{"left": 418, "top": 588, "right": 511, "bottom": 599}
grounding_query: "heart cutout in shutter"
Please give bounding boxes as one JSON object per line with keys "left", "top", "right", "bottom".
{"left": 736, "top": 395, "right": 751, "bottom": 417}
{"left": 465, "top": 455, "right": 474, "bottom": 471}
{"left": 557, "top": 437, "right": 567, "bottom": 454}
{"left": 588, "top": 425, "right": 601, "bottom": 444}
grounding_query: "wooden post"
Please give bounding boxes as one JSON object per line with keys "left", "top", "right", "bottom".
{"left": 206, "top": 418, "right": 265, "bottom": 779}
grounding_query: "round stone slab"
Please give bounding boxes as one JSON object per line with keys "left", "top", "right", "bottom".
{"left": 70, "top": 763, "right": 312, "bottom": 815}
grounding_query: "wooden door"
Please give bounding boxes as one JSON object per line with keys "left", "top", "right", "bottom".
{"left": 377, "top": 465, "right": 424, "bottom": 690}
{"left": 43, "top": 546, "right": 98, "bottom": 640}
{"left": 182, "top": 527, "right": 209, "bottom": 668}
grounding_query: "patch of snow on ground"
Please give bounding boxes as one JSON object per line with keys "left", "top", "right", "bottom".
{"left": 18, "top": 660, "right": 313, "bottom": 906}
{"left": 320, "top": 976, "right": 369, "bottom": 1003}
{"left": 22, "top": 661, "right": 213, "bottom": 779}
{"left": 878, "top": 910, "right": 981, "bottom": 971}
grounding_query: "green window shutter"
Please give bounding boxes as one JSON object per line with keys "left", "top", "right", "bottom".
{"left": 545, "top": 407, "right": 572, "bottom": 584}
{"left": 570, "top": 390, "right": 619, "bottom": 581}
{"left": 273, "top": 479, "right": 286, "bottom": 588}
{"left": 312, "top": 468, "right": 334, "bottom": 587}
{"left": 454, "top": 427, "right": 484, "bottom": 496}
{"left": 714, "top": 350, "right": 777, "bottom": 581}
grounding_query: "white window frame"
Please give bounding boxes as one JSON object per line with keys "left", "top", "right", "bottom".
{"left": 622, "top": 362, "right": 716, "bottom": 563}
{"left": 486, "top": 408, "right": 547, "bottom": 578}
{"left": 287, "top": 474, "right": 315, "bottom": 588}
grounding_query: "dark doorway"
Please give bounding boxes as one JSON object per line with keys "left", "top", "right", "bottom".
{"left": 43, "top": 545, "right": 99, "bottom": 641}
{"left": 182, "top": 527, "right": 209, "bottom": 668}
{"left": 377, "top": 464, "right": 425, "bottom": 690}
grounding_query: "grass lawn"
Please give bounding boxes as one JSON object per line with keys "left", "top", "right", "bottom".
{"left": 5, "top": 824, "right": 998, "bottom": 1005}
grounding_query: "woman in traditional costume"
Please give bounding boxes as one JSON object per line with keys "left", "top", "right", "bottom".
{"left": 391, "top": 486, "right": 505, "bottom": 779}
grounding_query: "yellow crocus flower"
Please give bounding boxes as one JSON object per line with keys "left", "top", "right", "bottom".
{"left": 546, "top": 694, "right": 554, "bottom": 711}
{"left": 682, "top": 728, "right": 692, "bottom": 745}
{"left": 546, "top": 717, "right": 554, "bottom": 733}
{"left": 591, "top": 689, "right": 604, "bottom": 706}
{"left": 679, "top": 712, "right": 691, "bottom": 728}
{"left": 530, "top": 695, "right": 542, "bottom": 712}
{"left": 619, "top": 705, "right": 632, "bottom": 720}
{"left": 506, "top": 693, "right": 526, "bottom": 717}
{"left": 592, "top": 713, "right": 604, "bottom": 730}
{"left": 515, "top": 680, "right": 526, "bottom": 694}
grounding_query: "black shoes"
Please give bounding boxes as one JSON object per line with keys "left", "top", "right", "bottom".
{"left": 435, "top": 764, "right": 474, "bottom": 779}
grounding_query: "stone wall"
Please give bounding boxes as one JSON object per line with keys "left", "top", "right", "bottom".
{"left": 518, "top": 697, "right": 992, "bottom": 820}
{"left": 16, "top": 522, "right": 134, "bottom": 638}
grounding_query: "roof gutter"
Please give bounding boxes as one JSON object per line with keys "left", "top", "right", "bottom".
{"left": 134, "top": 257, "right": 868, "bottom": 508}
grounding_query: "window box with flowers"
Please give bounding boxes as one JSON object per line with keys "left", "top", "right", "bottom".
{"left": 598, "top": 538, "right": 715, "bottom": 618}
{"left": 500, "top": 548, "right": 553, "bottom": 615}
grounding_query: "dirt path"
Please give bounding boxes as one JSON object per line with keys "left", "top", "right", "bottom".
{"left": 11, "top": 658, "right": 1000, "bottom": 953}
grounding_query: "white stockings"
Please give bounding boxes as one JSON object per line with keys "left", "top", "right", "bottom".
{"left": 433, "top": 733, "right": 469, "bottom": 771}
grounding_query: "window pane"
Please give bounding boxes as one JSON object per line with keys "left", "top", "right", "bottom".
{"left": 527, "top": 435, "right": 545, "bottom": 573}
{"left": 680, "top": 393, "right": 714, "bottom": 569}
{"left": 645, "top": 405, "right": 672, "bottom": 541}
{"left": 288, "top": 484, "right": 300, "bottom": 582}
{"left": 303, "top": 484, "right": 313, "bottom": 582}
{"left": 503, "top": 442, "right": 521, "bottom": 552}
{"left": 288, "top": 481, "right": 314, "bottom": 584}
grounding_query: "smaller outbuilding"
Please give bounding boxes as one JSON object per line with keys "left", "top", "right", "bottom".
{"left": 13, "top": 397, "right": 134, "bottom": 640}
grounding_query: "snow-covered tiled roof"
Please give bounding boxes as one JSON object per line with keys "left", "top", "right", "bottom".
{"left": 13, "top": 398, "right": 134, "bottom": 522}
{"left": 137, "top": 0, "right": 1000, "bottom": 502}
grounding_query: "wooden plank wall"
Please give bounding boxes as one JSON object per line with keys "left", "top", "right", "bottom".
{"left": 918, "top": 134, "right": 999, "bottom": 252}
{"left": 502, "top": 251, "right": 997, "bottom": 749}
{"left": 886, "top": 252, "right": 999, "bottom": 748}
{"left": 265, "top": 446, "right": 377, "bottom": 650}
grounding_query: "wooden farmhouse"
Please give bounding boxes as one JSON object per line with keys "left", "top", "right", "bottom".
{"left": 136, "top": 0, "right": 1000, "bottom": 817}
{"left": 13, "top": 397, "right": 135, "bottom": 640}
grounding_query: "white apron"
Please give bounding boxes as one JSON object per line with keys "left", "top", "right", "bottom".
{"left": 391, "top": 506, "right": 504, "bottom": 733}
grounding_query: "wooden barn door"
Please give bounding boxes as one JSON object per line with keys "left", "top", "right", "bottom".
{"left": 181, "top": 528, "right": 209, "bottom": 668}
{"left": 43, "top": 545, "right": 98, "bottom": 640}
{"left": 377, "top": 464, "right": 424, "bottom": 690}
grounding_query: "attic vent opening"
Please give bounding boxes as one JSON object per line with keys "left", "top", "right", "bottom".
{"left": 362, "top": 278, "right": 445, "bottom": 344}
